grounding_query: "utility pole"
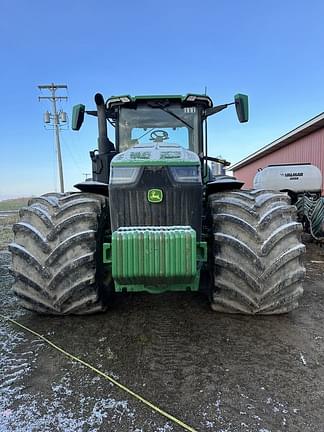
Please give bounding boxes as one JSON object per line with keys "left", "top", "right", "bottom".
{"left": 38, "top": 83, "right": 68, "bottom": 193}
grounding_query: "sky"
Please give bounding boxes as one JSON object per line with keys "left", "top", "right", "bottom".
{"left": 0, "top": 0, "right": 324, "bottom": 198}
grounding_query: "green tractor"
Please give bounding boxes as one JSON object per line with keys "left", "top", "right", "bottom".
{"left": 10, "top": 92, "right": 305, "bottom": 314}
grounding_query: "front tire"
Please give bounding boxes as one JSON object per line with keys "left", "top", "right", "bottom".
{"left": 209, "top": 190, "right": 305, "bottom": 314}
{"left": 9, "top": 192, "right": 112, "bottom": 314}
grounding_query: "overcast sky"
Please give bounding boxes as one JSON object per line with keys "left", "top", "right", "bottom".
{"left": 1, "top": 0, "right": 324, "bottom": 198}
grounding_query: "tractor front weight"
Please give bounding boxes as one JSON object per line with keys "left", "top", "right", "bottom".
{"left": 103, "top": 226, "right": 207, "bottom": 293}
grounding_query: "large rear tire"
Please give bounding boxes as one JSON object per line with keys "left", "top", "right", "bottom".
{"left": 9, "top": 192, "right": 112, "bottom": 314}
{"left": 209, "top": 190, "right": 305, "bottom": 314}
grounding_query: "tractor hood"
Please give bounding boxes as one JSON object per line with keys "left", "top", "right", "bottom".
{"left": 111, "top": 144, "right": 200, "bottom": 167}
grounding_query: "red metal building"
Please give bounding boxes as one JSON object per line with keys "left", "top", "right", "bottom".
{"left": 231, "top": 113, "right": 324, "bottom": 194}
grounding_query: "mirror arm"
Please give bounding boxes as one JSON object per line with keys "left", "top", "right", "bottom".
{"left": 86, "top": 109, "right": 116, "bottom": 120}
{"left": 204, "top": 102, "right": 234, "bottom": 118}
{"left": 203, "top": 156, "right": 231, "bottom": 167}
{"left": 86, "top": 110, "right": 98, "bottom": 117}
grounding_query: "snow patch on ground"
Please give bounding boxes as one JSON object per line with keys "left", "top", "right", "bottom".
{"left": 1, "top": 393, "right": 136, "bottom": 432}
{"left": 199, "top": 389, "right": 301, "bottom": 432}
{"left": 0, "top": 323, "right": 174, "bottom": 431}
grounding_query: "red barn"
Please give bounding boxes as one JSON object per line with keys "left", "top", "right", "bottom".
{"left": 231, "top": 112, "right": 324, "bottom": 194}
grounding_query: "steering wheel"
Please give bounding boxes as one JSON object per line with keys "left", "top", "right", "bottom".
{"left": 150, "top": 130, "right": 169, "bottom": 142}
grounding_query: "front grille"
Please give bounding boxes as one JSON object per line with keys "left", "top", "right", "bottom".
{"left": 109, "top": 167, "right": 202, "bottom": 238}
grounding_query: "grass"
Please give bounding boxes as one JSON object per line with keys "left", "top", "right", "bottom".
{"left": 0, "top": 214, "right": 18, "bottom": 250}
{"left": 0, "top": 198, "right": 30, "bottom": 250}
{"left": 0, "top": 198, "right": 31, "bottom": 211}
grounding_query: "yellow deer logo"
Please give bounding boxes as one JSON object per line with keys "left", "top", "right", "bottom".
{"left": 147, "top": 189, "right": 163, "bottom": 203}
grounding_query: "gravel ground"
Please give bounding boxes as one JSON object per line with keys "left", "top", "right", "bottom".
{"left": 0, "top": 220, "right": 324, "bottom": 431}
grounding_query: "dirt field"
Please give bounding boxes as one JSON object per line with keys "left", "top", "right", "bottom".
{"left": 1, "top": 216, "right": 324, "bottom": 432}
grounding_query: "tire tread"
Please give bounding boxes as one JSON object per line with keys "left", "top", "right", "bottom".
{"left": 209, "top": 189, "right": 305, "bottom": 314}
{"left": 10, "top": 192, "right": 110, "bottom": 314}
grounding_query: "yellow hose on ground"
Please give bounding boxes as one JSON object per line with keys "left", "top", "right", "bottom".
{"left": 0, "top": 314, "right": 198, "bottom": 432}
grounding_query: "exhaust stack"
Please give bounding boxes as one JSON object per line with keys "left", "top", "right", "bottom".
{"left": 88, "top": 93, "right": 116, "bottom": 184}
{"left": 94, "top": 93, "right": 114, "bottom": 153}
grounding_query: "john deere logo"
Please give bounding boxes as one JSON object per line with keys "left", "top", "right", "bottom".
{"left": 148, "top": 189, "right": 163, "bottom": 203}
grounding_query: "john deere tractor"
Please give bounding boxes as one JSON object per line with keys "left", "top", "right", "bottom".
{"left": 10, "top": 92, "right": 305, "bottom": 314}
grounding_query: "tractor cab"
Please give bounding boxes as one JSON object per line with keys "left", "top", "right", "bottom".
{"left": 72, "top": 93, "right": 248, "bottom": 189}
{"left": 107, "top": 94, "right": 211, "bottom": 155}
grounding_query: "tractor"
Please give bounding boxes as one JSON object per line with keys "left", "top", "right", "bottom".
{"left": 10, "top": 92, "right": 305, "bottom": 314}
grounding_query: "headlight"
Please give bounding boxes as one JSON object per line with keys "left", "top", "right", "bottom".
{"left": 110, "top": 166, "right": 140, "bottom": 184}
{"left": 106, "top": 95, "right": 132, "bottom": 108}
{"left": 184, "top": 94, "right": 212, "bottom": 107}
{"left": 169, "top": 166, "right": 201, "bottom": 183}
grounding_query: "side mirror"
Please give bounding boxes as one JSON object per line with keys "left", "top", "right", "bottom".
{"left": 234, "top": 94, "right": 249, "bottom": 123}
{"left": 72, "top": 104, "right": 85, "bottom": 130}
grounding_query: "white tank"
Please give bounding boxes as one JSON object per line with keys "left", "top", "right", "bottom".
{"left": 253, "top": 164, "right": 322, "bottom": 193}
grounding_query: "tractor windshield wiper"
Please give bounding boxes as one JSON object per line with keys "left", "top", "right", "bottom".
{"left": 156, "top": 104, "right": 193, "bottom": 130}
{"left": 135, "top": 127, "right": 155, "bottom": 141}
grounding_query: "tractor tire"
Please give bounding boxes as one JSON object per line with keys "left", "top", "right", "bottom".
{"left": 9, "top": 192, "right": 112, "bottom": 314}
{"left": 209, "top": 189, "right": 305, "bottom": 314}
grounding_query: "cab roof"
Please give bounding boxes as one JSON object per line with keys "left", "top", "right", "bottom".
{"left": 106, "top": 94, "right": 213, "bottom": 109}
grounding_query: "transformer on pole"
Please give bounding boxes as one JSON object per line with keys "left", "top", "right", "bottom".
{"left": 38, "top": 83, "right": 68, "bottom": 193}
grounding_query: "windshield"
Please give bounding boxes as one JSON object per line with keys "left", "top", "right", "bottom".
{"left": 118, "top": 105, "right": 199, "bottom": 153}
